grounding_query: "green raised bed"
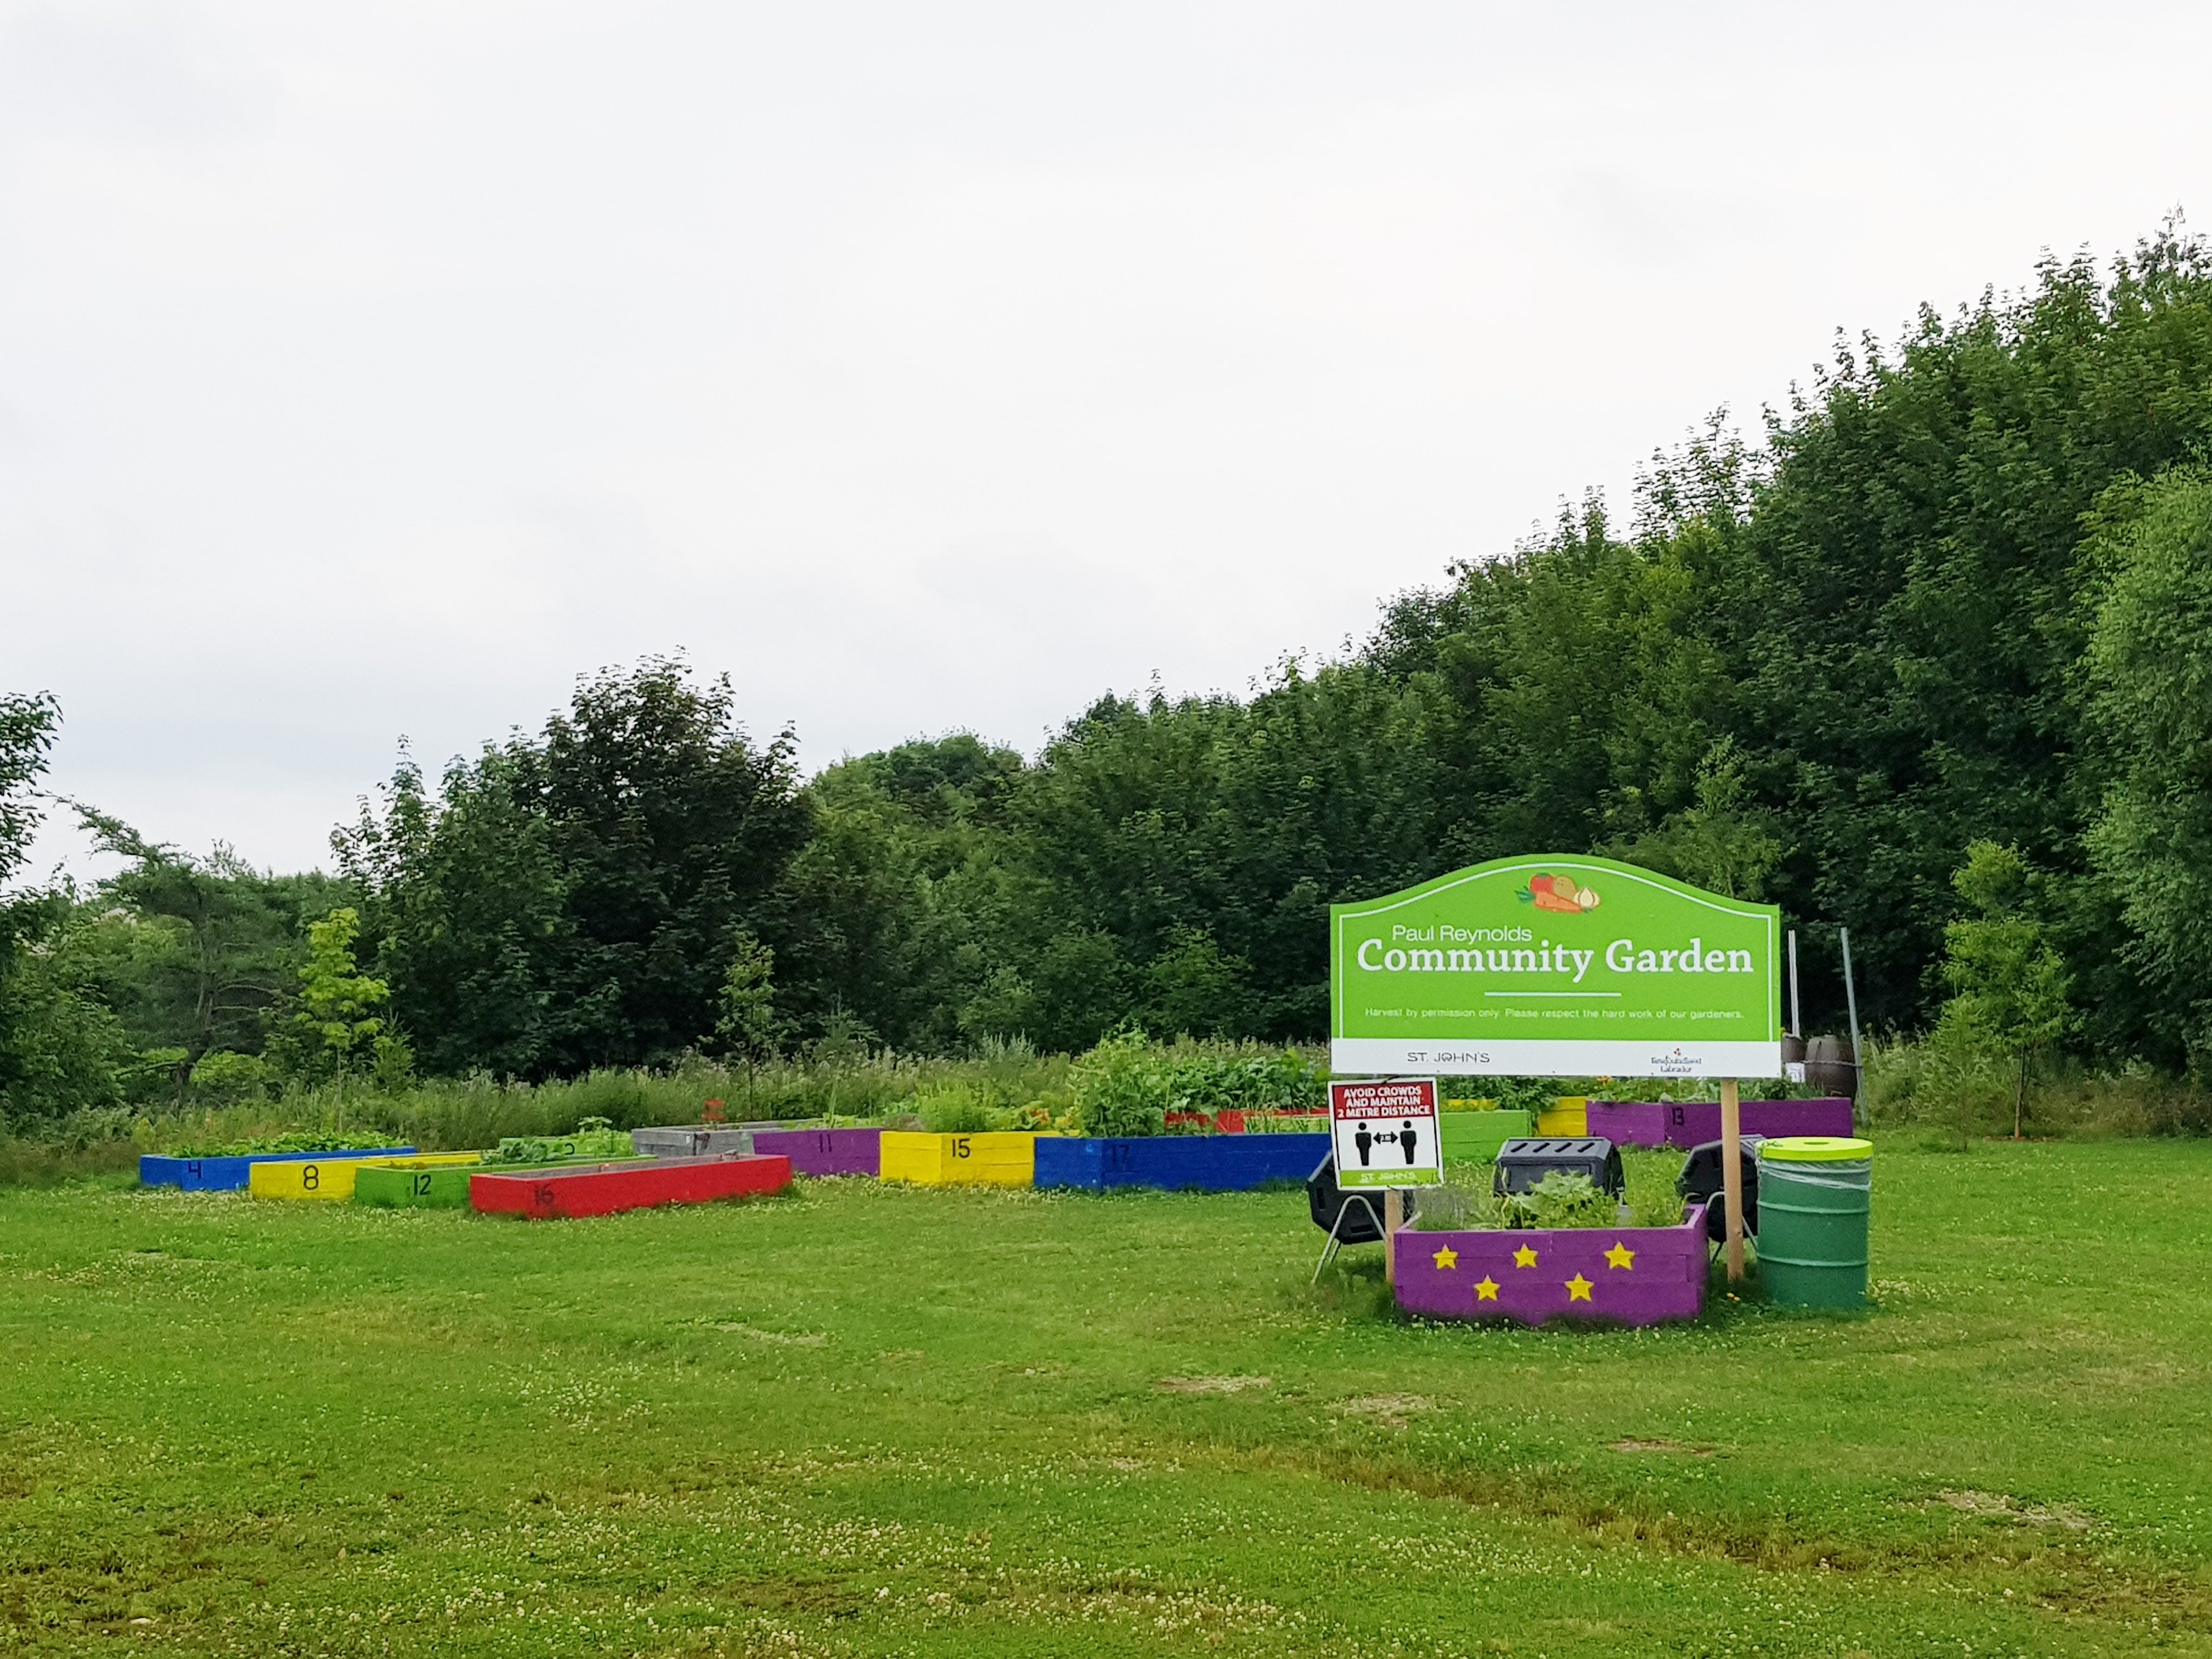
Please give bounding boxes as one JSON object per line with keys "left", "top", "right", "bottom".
{"left": 353, "top": 1162, "right": 477, "bottom": 1208}
{"left": 354, "top": 1156, "right": 649, "bottom": 1209}
{"left": 1439, "top": 1110, "right": 1534, "bottom": 1163}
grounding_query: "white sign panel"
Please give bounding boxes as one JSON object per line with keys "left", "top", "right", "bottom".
{"left": 1328, "top": 1077, "right": 1443, "bottom": 1189}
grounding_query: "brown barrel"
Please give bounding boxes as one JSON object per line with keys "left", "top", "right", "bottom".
{"left": 1804, "top": 1034, "right": 1858, "bottom": 1100}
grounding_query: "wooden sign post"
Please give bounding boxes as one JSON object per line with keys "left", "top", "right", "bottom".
{"left": 1719, "top": 1076, "right": 1745, "bottom": 1281}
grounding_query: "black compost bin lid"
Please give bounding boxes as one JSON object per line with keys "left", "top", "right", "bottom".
{"left": 1492, "top": 1136, "right": 1625, "bottom": 1197}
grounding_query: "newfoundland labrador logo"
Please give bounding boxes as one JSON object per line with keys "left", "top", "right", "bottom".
{"left": 1517, "top": 872, "right": 1600, "bottom": 915}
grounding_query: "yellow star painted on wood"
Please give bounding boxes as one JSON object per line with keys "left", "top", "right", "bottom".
{"left": 1474, "top": 1277, "right": 1500, "bottom": 1302}
{"left": 1605, "top": 1242, "right": 1636, "bottom": 1270}
{"left": 1565, "top": 1274, "right": 1594, "bottom": 1302}
{"left": 1431, "top": 1245, "right": 1459, "bottom": 1270}
{"left": 1512, "top": 1245, "right": 1539, "bottom": 1268}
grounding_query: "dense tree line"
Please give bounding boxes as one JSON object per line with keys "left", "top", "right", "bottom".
{"left": 6, "top": 227, "right": 2212, "bottom": 1118}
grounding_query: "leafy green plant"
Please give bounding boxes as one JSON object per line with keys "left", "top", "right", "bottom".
{"left": 1066, "top": 1031, "right": 1325, "bottom": 1137}
{"left": 915, "top": 1088, "right": 992, "bottom": 1135}
{"left": 1410, "top": 1171, "right": 1624, "bottom": 1231}
{"left": 1409, "top": 1180, "right": 1509, "bottom": 1231}
{"left": 1070, "top": 1026, "right": 1170, "bottom": 1137}
{"left": 1506, "top": 1170, "right": 1621, "bottom": 1229}
{"left": 165, "top": 1130, "right": 399, "bottom": 1158}
{"left": 487, "top": 1115, "right": 631, "bottom": 1165}
{"left": 1243, "top": 1108, "right": 1330, "bottom": 1134}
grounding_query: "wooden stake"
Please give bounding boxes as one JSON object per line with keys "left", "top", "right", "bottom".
{"left": 1384, "top": 1187, "right": 1404, "bottom": 1286}
{"left": 1720, "top": 1076, "right": 1745, "bottom": 1283}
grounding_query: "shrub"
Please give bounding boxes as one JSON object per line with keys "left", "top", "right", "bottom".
{"left": 163, "top": 1130, "right": 402, "bottom": 1158}
{"left": 186, "top": 1051, "right": 274, "bottom": 1105}
{"left": 914, "top": 1088, "right": 992, "bottom": 1134}
{"left": 1070, "top": 1028, "right": 1170, "bottom": 1137}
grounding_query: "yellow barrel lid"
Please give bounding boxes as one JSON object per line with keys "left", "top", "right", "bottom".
{"left": 1760, "top": 1135, "right": 1873, "bottom": 1162}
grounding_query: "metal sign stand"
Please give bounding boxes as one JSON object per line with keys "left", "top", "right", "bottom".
{"left": 1312, "top": 1190, "right": 1389, "bottom": 1284}
{"left": 1840, "top": 926, "right": 1865, "bottom": 1099}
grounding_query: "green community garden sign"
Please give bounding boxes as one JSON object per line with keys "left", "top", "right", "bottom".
{"left": 1329, "top": 855, "right": 1781, "bottom": 1080}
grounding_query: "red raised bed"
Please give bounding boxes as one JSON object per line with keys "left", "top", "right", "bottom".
{"left": 1391, "top": 1207, "right": 1710, "bottom": 1327}
{"left": 1586, "top": 1097, "right": 1854, "bottom": 1149}
{"left": 469, "top": 1153, "right": 792, "bottom": 1219}
{"left": 1164, "top": 1109, "right": 1248, "bottom": 1133}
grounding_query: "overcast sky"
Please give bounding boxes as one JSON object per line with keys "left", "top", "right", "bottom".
{"left": 8, "top": 1, "right": 2212, "bottom": 879}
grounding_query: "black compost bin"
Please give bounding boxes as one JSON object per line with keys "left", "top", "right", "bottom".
{"left": 1306, "top": 1152, "right": 1417, "bottom": 1243}
{"left": 1676, "top": 1135, "right": 1764, "bottom": 1241}
{"left": 1493, "top": 1137, "right": 1624, "bottom": 1199}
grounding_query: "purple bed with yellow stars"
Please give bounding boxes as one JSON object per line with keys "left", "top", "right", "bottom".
{"left": 1391, "top": 1205, "right": 1711, "bottom": 1327}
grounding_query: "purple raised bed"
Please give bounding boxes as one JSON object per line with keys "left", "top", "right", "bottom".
{"left": 1392, "top": 1206, "right": 1709, "bottom": 1327}
{"left": 1586, "top": 1097, "right": 1854, "bottom": 1149}
{"left": 748, "top": 1126, "right": 881, "bottom": 1177}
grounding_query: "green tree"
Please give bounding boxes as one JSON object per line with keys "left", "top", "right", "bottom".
{"left": 287, "top": 223, "right": 2212, "bottom": 1069}
{"left": 0, "top": 891, "right": 135, "bottom": 1124}
{"left": 2081, "top": 464, "right": 2212, "bottom": 1063}
{"left": 74, "top": 808, "right": 342, "bottom": 1096}
{"left": 0, "top": 694, "right": 132, "bottom": 1124}
{"left": 340, "top": 659, "right": 810, "bottom": 1077}
{"left": 1726, "top": 228, "right": 2212, "bottom": 1034}
{"left": 713, "top": 929, "right": 780, "bottom": 1114}
{"left": 277, "top": 907, "right": 397, "bottom": 1097}
{"left": 0, "top": 691, "right": 58, "bottom": 887}
{"left": 1933, "top": 842, "right": 2072, "bottom": 1138}
{"left": 1607, "top": 736, "right": 1785, "bottom": 899}
{"left": 768, "top": 735, "right": 1023, "bottom": 1052}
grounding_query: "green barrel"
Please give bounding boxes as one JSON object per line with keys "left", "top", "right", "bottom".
{"left": 1756, "top": 1137, "right": 1872, "bottom": 1308}
{"left": 354, "top": 1163, "right": 477, "bottom": 1209}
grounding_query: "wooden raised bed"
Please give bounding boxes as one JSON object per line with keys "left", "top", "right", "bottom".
{"left": 878, "top": 1131, "right": 1041, "bottom": 1187}
{"left": 139, "top": 1147, "right": 415, "bottom": 1193}
{"left": 1585, "top": 1097, "right": 1853, "bottom": 1149}
{"left": 356, "top": 1161, "right": 478, "bottom": 1209}
{"left": 1392, "top": 1206, "right": 1710, "bottom": 1328}
{"left": 630, "top": 1125, "right": 757, "bottom": 1158}
{"left": 469, "top": 1153, "right": 793, "bottom": 1219}
{"left": 249, "top": 1152, "right": 481, "bottom": 1202}
{"left": 748, "top": 1127, "right": 881, "bottom": 1177}
{"left": 1032, "top": 1132, "right": 1330, "bottom": 1192}
{"left": 1534, "top": 1097, "right": 1589, "bottom": 1136}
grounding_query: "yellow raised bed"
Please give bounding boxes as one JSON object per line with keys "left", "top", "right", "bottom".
{"left": 248, "top": 1150, "right": 482, "bottom": 1201}
{"left": 1535, "top": 1096, "right": 1589, "bottom": 1136}
{"left": 878, "top": 1131, "right": 1041, "bottom": 1188}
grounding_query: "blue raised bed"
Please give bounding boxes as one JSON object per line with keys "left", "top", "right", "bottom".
{"left": 1034, "top": 1133, "right": 1331, "bottom": 1192}
{"left": 139, "top": 1147, "right": 416, "bottom": 1192}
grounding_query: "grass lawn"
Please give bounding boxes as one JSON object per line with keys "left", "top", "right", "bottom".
{"left": 4, "top": 1141, "right": 2211, "bottom": 1656}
